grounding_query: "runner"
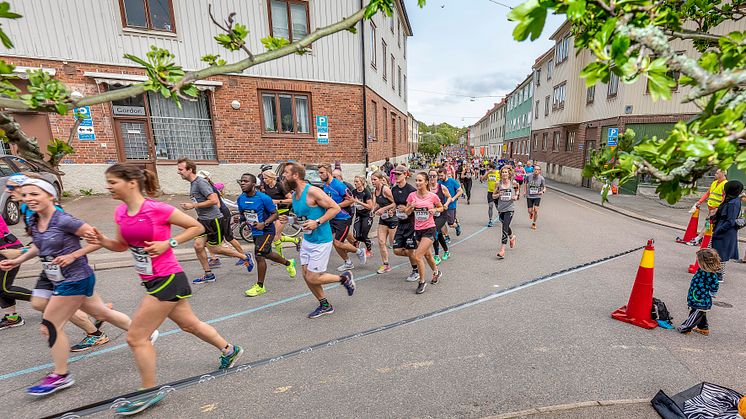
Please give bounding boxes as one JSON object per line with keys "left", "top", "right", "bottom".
{"left": 260, "top": 170, "right": 300, "bottom": 257}
{"left": 480, "top": 163, "right": 500, "bottom": 227}
{"left": 84, "top": 164, "right": 242, "bottom": 414}
{"left": 282, "top": 162, "right": 355, "bottom": 318}
{"left": 371, "top": 171, "right": 397, "bottom": 274}
{"left": 406, "top": 172, "right": 444, "bottom": 294}
{"left": 493, "top": 166, "right": 520, "bottom": 259}
{"left": 459, "top": 162, "right": 473, "bottom": 205}
{"left": 428, "top": 169, "right": 452, "bottom": 265}
{"left": 438, "top": 167, "right": 463, "bottom": 240}
{"left": 0, "top": 187, "right": 30, "bottom": 330}
{"left": 515, "top": 162, "right": 526, "bottom": 188}
{"left": 318, "top": 164, "right": 366, "bottom": 271}
{"left": 688, "top": 168, "right": 728, "bottom": 246}
{"left": 0, "top": 178, "right": 138, "bottom": 396}
{"left": 197, "top": 170, "right": 246, "bottom": 269}
{"left": 525, "top": 165, "right": 546, "bottom": 230}
{"left": 391, "top": 165, "right": 420, "bottom": 282}
{"left": 350, "top": 175, "right": 374, "bottom": 258}
{"left": 176, "top": 158, "right": 254, "bottom": 283}
{"left": 237, "top": 173, "right": 296, "bottom": 297}
{"left": 4, "top": 174, "right": 114, "bottom": 351}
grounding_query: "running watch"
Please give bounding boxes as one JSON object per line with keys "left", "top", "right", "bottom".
{"left": 168, "top": 238, "right": 178, "bottom": 248}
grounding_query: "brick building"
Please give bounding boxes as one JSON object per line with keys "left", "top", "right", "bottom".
{"left": 1, "top": 0, "right": 413, "bottom": 193}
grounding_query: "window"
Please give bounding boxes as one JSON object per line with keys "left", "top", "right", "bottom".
{"left": 120, "top": 0, "right": 175, "bottom": 32}
{"left": 544, "top": 96, "right": 550, "bottom": 116}
{"left": 370, "top": 100, "right": 377, "bottom": 139}
{"left": 533, "top": 134, "right": 538, "bottom": 150}
{"left": 535, "top": 69, "right": 541, "bottom": 86}
{"left": 535, "top": 101, "right": 539, "bottom": 119}
{"left": 566, "top": 131, "right": 575, "bottom": 152}
{"left": 552, "top": 132, "right": 560, "bottom": 151}
{"left": 391, "top": 55, "right": 395, "bottom": 90}
{"left": 398, "top": 66, "right": 402, "bottom": 97}
{"left": 552, "top": 82, "right": 566, "bottom": 109}
{"left": 542, "top": 132, "right": 548, "bottom": 151}
{"left": 149, "top": 91, "right": 216, "bottom": 160}
{"left": 397, "top": 20, "right": 401, "bottom": 46}
{"left": 607, "top": 73, "right": 619, "bottom": 97}
{"left": 390, "top": 14, "right": 395, "bottom": 33}
{"left": 403, "top": 74, "right": 407, "bottom": 102}
{"left": 586, "top": 85, "right": 595, "bottom": 104}
{"left": 260, "top": 91, "right": 311, "bottom": 135}
{"left": 370, "top": 22, "right": 377, "bottom": 68}
{"left": 547, "top": 59, "right": 553, "bottom": 80}
{"left": 403, "top": 37, "right": 407, "bottom": 58}
{"left": 382, "top": 41, "right": 387, "bottom": 80}
{"left": 555, "top": 36, "right": 570, "bottom": 63}
{"left": 269, "top": 0, "right": 309, "bottom": 42}
{"left": 383, "top": 107, "right": 388, "bottom": 141}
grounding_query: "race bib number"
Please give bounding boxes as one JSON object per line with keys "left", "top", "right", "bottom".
{"left": 396, "top": 209, "right": 407, "bottom": 219}
{"left": 354, "top": 203, "right": 364, "bottom": 211}
{"left": 41, "top": 260, "right": 64, "bottom": 282}
{"left": 414, "top": 208, "right": 429, "bottom": 221}
{"left": 500, "top": 189, "right": 513, "bottom": 201}
{"left": 129, "top": 246, "right": 153, "bottom": 276}
{"left": 380, "top": 211, "right": 390, "bottom": 220}
{"left": 488, "top": 175, "right": 497, "bottom": 182}
{"left": 529, "top": 187, "right": 539, "bottom": 195}
{"left": 244, "top": 210, "right": 259, "bottom": 224}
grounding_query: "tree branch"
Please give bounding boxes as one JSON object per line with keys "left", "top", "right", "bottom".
{"left": 208, "top": 5, "right": 254, "bottom": 60}
{"left": 67, "top": 117, "right": 82, "bottom": 146}
{"left": 665, "top": 29, "right": 723, "bottom": 42}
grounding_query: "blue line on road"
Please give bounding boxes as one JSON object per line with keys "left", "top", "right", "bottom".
{"left": 0, "top": 227, "right": 489, "bottom": 383}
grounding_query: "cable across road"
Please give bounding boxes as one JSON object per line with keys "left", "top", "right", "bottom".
{"left": 47, "top": 244, "right": 645, "bottom": 419}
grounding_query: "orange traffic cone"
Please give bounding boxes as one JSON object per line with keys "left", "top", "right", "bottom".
{"left": 688, "top": 222, "right": 713, "bottom": 273}
{"left": 611, "top": 239, "right": 658, "bottom": 329}
{"left": 675, "top": 208, "right": 699, "bottom": 244}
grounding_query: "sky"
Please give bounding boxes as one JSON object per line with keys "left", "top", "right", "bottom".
{"left": 403, "top": 0, "right": 564, "bottom": 128}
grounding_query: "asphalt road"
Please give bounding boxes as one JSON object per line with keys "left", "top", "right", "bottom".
{"left": 1, "top": 181, "right": 744, "bottom": 418}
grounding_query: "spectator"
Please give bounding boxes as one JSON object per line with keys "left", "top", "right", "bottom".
{"left": 710, "top": 180, "right": 743, "bottom": 281}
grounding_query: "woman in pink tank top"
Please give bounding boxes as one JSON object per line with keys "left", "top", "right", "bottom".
{"left": 405, "top": 172, "right": 444, "bottom": 294}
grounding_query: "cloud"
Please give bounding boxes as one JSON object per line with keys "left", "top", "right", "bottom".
{"left": 451, "top": 72, "right": 526, "bottom": 96}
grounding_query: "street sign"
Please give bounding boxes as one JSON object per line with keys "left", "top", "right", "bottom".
{"left": 77, "top": 125, "right": 96, "bottom": 141}
{"left": 607, "top": 127, "right": 619, "bottom": 146}
{"left": 316, "top": 115, "right": 328, "bottom": 145}
{"left": 74, "top": 106, "right": 95, "bottom": 139}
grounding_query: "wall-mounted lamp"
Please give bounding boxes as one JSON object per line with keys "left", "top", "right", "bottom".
{"left": 231, "top": 100, "right": 241, "bottom": 110}
{"left": 70, "top": 91, "right": 84, "bottom": 99}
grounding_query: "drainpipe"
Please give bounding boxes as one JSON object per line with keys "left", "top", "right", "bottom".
{"left": 360, "top": 0, "right": 369, "bottom": 169}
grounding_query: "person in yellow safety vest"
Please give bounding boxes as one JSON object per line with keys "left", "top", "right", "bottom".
{"left": 480, "top": 162, "right": 501, "bottom": 227}
{"left": 687, "top": 168, "right": 727, "bottom": 246}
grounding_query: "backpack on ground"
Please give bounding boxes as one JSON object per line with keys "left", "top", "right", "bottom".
{"left": 651, "top": 297, "right": 672, "bottom": 321}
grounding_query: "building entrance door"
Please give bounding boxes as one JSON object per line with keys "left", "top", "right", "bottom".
{"left": 114, "top": 119, "right": 158, "bottom": 177}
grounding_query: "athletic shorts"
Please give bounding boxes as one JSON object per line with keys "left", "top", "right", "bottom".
{"left": 252, "top": 232, "right": 275, "bottom": 257}
{"left": 33, "top": 272, "right": 54, "bottom": 299}
{"left": 516, "top": 178, "right": 524, "bottom": 185}
{"left": 415, "top": 227, "right": 436, "bottom": 242}
{"left": 142, "top": 272, "right": 192, "bottom": 302}
{"left": 52, "top": 275, "right": 95, "bottom": 297}
{"left": 434, "top": 215, "right": 448, "bottom": 231}
{"left": 527, "top": 198, "right": 541, "bottom": 208}
{"left": 378, "top": 216, "right": 399, "bottom": 229}
{"left": 393, "top": 222, "right": 417, "bottom": 250}
{"left": 487, "top": 192, "right": 495, "bottom": 204}
{"left": 299, "top": 240, "right": 333, "bottom": 273}
{"left": 199, "top": 217, "right": 230, "bottom": 247}
{"left": 330, "top": 218, "right": 352, "bottom": 241}
{"left": 446, "top": 209, "right": 457, "bottom": 225}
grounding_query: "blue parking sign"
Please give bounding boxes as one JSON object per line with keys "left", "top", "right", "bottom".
{"left": 607, "top": 127, "right": 619, "bottom": 146}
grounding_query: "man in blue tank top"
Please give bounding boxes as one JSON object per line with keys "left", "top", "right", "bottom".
{"left": 282, "top": 162, "right": 356, "bottom": 319}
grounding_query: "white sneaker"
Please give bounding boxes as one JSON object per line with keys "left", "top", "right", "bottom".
{"left": 405, "top": 271, "right": 420, "bottom": 282}
{"left": 356, "top": 248, "right": 367, "bottom": 265}
{"left": 149, "top": 330, "right": 159, "bottom": 345}
{"left": 337, "top": 261, "right": 354, "bottom": 272}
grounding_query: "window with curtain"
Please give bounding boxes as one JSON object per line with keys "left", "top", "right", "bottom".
{"left": 260, "top": 91, "right": 311, "bottom": 135}
{"left": 270, "top": 0, "right": 309, "bottom": 42}
{"left": 121, "top": 0, "right": 175, "bottom": 32}
{"left": 148, "top": 91, "right": 216, "bottom": 160}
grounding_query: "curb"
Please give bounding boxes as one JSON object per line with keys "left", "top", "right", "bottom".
{"left": 548, "top": 185, "right": 746, "bottom": 244}
{"left": 483, "top": 398, "right": 649, "bottom": 419}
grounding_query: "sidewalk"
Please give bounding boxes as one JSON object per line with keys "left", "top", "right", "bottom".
{"left": 547, "top": 180, "right": 746, "bottom": 244}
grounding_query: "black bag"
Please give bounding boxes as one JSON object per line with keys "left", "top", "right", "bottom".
{"left": 651, "top": 297, "right": 672, "bottom": 321}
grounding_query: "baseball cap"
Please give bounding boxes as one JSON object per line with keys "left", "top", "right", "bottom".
{"left": 392, "top": 164, "right": 408, "bottom": 174}
{"left": 197, "top": 170, "right": 211, "bottom": 179}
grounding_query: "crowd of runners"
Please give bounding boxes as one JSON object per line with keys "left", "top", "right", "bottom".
{"left": 0, "top": 155, "right": 545, "bottom": 414}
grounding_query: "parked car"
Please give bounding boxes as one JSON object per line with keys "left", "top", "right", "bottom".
{"left": 273, "top": 162, "right": 324, "bottom": 189}
{"left": 0, "top": 156, "right": 63, "bottom": 225}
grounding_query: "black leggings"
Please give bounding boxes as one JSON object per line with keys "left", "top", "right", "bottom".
{"left": 499, "top": 211, "right": 514, "bottom": 244}
{"left": 433, "top": 217, "right": 448, "bottom": 255}
{"left": 460, "top": 178, "right": 473, "bottom": 201}
{"left": 353, "top": 214, "right": 373, "bottom": 250}
{"left": 0, "top": 253, "right": 31, "bottom": 309}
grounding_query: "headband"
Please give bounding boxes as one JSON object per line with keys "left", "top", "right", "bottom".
{"left": 23, "top": 178, "right": 57, "bottom": 199}
{"left": 8, "top": 174, "right": 29, "bottom": 185}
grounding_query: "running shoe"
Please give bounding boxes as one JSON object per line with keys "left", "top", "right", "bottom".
{"left": 208, "top": 258, "right": 222, "bottom": 268}
{"left": 531, "top": 223, "right": 537, "bottom": 230}
{"left": 431, "top": 270, "right": 443, "bottom": 285}
{"left": 0, "top": 314, "right": 24, "bottom": 330}
{"left": 445, "top": 235, "right": 451, "bottom": 244}
{"left": 27, "top": 373, "right": 75, "bottom": 396}
{"left": 286, "top": 258, "right": 297, "bottom": 278}
{"left": 115, "top": 392, "right": 166, "bottom": 416}
{"left": 219, "top": 345, "right": 244, "bottom": 369}
{"left": 406, "top": 271, "right": 420, "bottom": 282}
{"left": 244, "top": 283, "right": 266, "bottom": 297}
{"left": 434, "top": 255, "right": 442, "bottom": 265}
{"left": 486, "top": 220, "right": 494, "bottom": 228}
{"left": 356, "top": 247, "right": 367, "bottom": 265}
{"left": 686, "top": 236, "right": 702, "bottom": 246}
{"left": 272, "top": 241, "right": 284, "bottom": 257}
{"left": 70, "top": 333, "right": 110, "bottom": 352}
{"left": 415, "top": 282, "right": 427, "bottom": 294}
{"left": 455, "top": 224, "right": 462, "bottom": 236}
{"left": 365, "top": 249, "right": 372, "bottom": 258}
{"left": 496, "top": 249, "right": 505, "bottom": 259}
{"left": 340, "top": 271, "right": 355, "bottom": 296}
{"left": 692, "top": 327, "right": 710, "bottom": 336}
{"left": 308, "top": 304, "right": 334, "bottom": 319}
{"left": 442, "top": 251, "right": 450, "bottom": 261}
{"left": 193, "top": 272, "right": 216, "bottom": 284}
{"left": 241, "top": 253, "right": 255, "bottom": 272}
{"left": 509, "top": 235, "right": 516, "bottom": 249}
{"left": 376, "top": 264, "right": 391, "bottom": 274}
{"left": 336, "top": 260, "right": 354, "bottom": 272}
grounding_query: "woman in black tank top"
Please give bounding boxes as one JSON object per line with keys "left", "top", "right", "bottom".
{"left": 429, "top": 169, "right": 451, "bottom": 264}
{"left": 371, "top": 172, "right": 397, "bottom": 274}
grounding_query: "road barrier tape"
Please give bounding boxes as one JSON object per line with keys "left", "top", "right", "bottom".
{"left": 46, "top": 244, "right": 645, "bottom": 419}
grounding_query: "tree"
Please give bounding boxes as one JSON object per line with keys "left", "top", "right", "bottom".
{"left": 509, "top": 0, "right": 746, "bottom": 203}
{"left": 0, "top": 0, "right": 426, "bottom": 172}
{"left": 419, "top": 122, "right": 468, "bottom": 146}
{"left": 418, "top": 138, "right": 441, "bottom": 157}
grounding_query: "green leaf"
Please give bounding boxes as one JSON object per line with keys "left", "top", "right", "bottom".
{"left": 346, "top": 25, "right": 358, "bottom": 34}
{"left": 566, "top": 0, "right": 586, "bottom": 19}
{"left": 579, "top": 61, "right": 609, "bottom": 86}
{"left": 508, "top": 0, "right": 547, "bottom": 42}
{"left": 124, "top": 53, "right": 150, "bottom": 68}
{"left": 261, "top": 36, "right": 290, "bottom": 51}
{"left": 597, "top": 18, "right": 617, "bottom": 46}
{"left": 610, "top": 34, "right": 630, "bottom": 60}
